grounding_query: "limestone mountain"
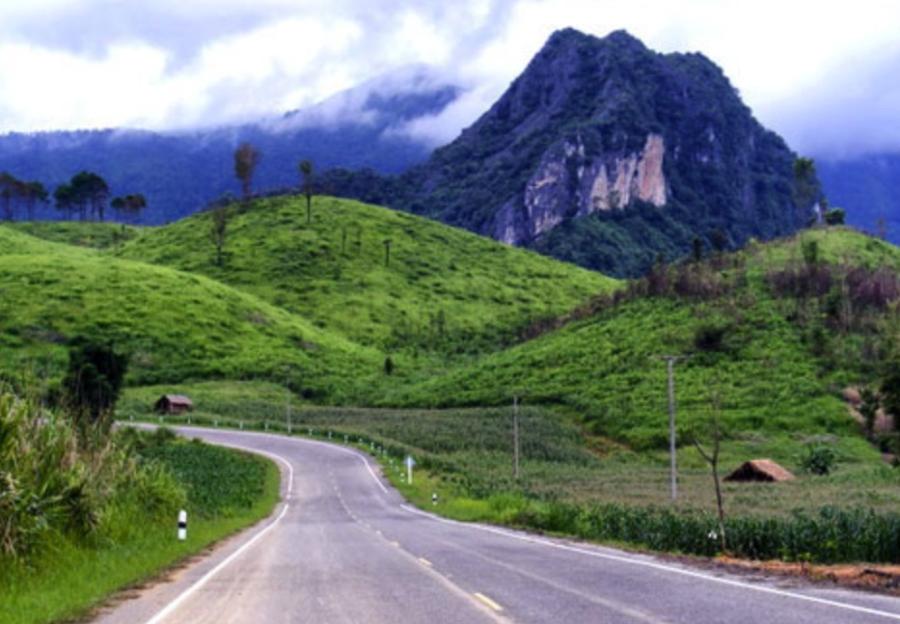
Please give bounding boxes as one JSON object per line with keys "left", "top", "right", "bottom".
{"left": 324, "top": 28, "right": 816, "bottom": 276}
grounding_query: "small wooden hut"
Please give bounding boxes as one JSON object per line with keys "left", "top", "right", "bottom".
{"left": 725, "top": 459, "right": 795, "bottom": 483}
{"left": 154, "top": 394, "right": 194, "bottom": 415}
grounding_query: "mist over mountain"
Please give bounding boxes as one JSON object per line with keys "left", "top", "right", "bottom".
{"left": 323, "top": 28, "right": 815, "bottom": 276}
{"left": 3, "top": 26, "right": 887, "bottom": 272}
{"left": 0, "top": 70, "right": 458, "bottom": 224}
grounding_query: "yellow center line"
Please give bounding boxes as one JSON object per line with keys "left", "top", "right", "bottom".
{"left": 418, "top": 557, "right": 433, "bottom": 567}
{"left": 473, "top": 592, "right": 503, "bottom": 612}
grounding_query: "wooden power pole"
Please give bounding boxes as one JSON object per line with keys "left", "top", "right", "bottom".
{"left": 513, "top": 395, "right": 520, "bottom": 480}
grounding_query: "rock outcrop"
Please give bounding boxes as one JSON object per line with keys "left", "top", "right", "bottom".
{"left": 324, "top": 28, "right": 816, "bottom": 277}
{"left": 496, "top": 133, "right": 668, "bottom": 244}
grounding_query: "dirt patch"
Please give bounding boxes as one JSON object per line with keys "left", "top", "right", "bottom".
{"left": 696, "top": 555, "right": 900, "bottom": 595}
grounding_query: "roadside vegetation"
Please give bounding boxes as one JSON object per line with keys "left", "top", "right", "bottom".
{"left": 0, "top": 393, "right": 279, "bottom": 624}
{"left": 0, "top": 335, "right": 279, "bottom": 624}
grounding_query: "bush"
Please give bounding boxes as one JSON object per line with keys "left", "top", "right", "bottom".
{"left": 800, "top": 443, "right": 837, "bottom": 475}
{"left": 693, "top": 322, "right": 732, "bottom": 353}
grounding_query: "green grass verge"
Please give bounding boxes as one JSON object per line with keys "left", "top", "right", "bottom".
{"left": 0, "top": 436, "right": 281, "bottom": 624}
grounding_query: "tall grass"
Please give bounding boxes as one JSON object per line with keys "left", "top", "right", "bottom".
{"left": 0, "top": 391, "right": 184, "bottom": 561}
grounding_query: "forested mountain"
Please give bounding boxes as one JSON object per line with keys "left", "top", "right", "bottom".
{"left": 323, "top": 29, "right": 817, "bottom": 277}
{"left": 0, "top": 75, "right": 457, "bottom": 224}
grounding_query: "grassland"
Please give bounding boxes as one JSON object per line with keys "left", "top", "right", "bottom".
{"left": 4, "top": 208, "right": 900, "bottom": 564}
{"left": 0, "top": 229, "right": 380, "bottom": 400}
{"left": 384, "top": 228, "right": 899, "bottom": 456}
{"left": 116, "top": 196, "right": 614, "bottom": 352}
{"left": 0, "top": 427, "right": 280, "bottom": 624}
{"left": 7, "top": 221, "right": 140, "bottom": 249}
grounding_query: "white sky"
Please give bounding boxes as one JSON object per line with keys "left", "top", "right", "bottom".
{"left": 1, "top": 0, "right": 899, "bottom": 157}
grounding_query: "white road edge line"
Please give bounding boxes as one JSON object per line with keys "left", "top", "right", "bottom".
{"left": 473, "top": 592, "right": 503, "bottom": 612}
{"left": 156, "top": 426, "right": 900, "bottom": 621}
{"left": 175, "top": 425, "right": 388, "bottom": 494}
{"left": 401, "top": 505, "right": 900, "bottom": 621}
{"left": 143, "top": 444, "right": 295, "bottom": 624}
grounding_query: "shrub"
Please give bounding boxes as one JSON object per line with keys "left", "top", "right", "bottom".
{"left": 800, "top": 443, "right": 837, "bottom": 475}
{"left": 0, "top": 391, "right": 184, "bottom": 561}
{"left": 693, "top": 322, "right": 732, "bottom": 353}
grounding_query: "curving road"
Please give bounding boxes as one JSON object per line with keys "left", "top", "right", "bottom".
{"left": 95, "top": 426, "right": 900, "bottom": 624}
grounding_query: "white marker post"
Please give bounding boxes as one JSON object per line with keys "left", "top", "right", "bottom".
{"left": 405, "top": 455, "right": 415, "bottom": 485}
{"left": 178, "top": 509, "right": 187, "bottom": 541}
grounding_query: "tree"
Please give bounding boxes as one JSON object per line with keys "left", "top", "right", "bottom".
{"left": 234, "top": 143, "right": 260, "bottom": 201}
{"left": 63, "top": 339, "right": 129, "bottom": 434}
{"left": 111, "top": 193, "right": 147, "bottom": 224}
{"left": 824, "top": 208, "right": 846, "bottom": 226}
{"left": 792, "top": 157, "right": 822, "bottom": 221}
{"left": 0, "top": 172, "right": 19, "bottom": 220}
{"left": 23, "top": 181, "right": 48, "bottom": 220}
{"left": 299, "top": 159, "right": 315, "bottom": 224}
{"left": 383, "top": 239, "right": 392, "bottom": 267}
{"left": 210, "top": 205, "right": 229, "bottom": 267}
{"left": 54, "top": 183, "right": 76, "bottom": 220}
{"left": 692, "top": 399, "right": 727, "bottom": 553}
{"left": 692, "top": 236, "right": 704, "bottom": 263}
{"left": 69, "top": 171, "right": 110, "bottom": 221}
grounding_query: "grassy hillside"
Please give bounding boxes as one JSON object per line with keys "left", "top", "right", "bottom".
{"left": 0, "top": 231, "right": 379, "bottom": 400}
{"left": 117, "top": 195, "right": 614, "bottom": 352}
{"left": 385, "top": 228, "right": 900, "bottom": 457}
{"left": 5, "top": 221, "right": 140, "bottom": 249}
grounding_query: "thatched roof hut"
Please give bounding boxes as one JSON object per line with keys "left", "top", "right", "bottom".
{"left": 725, "top": 459, "right": 795, "bottom": 483}
{"left": 154, "top": 394, "right": 194, "bottom": 414}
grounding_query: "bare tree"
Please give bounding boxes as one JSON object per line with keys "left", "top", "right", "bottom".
{"left": 210, "top": 206, "right": 229, "bottom": 267}
{"left": 234, "top": 143, "right": 261, "bottom": 201}
{"left": 299, "top": 159, "right": 314, "bottom": 223}
{"left": 692, "top": 396, "right": 727, "bottom": 553}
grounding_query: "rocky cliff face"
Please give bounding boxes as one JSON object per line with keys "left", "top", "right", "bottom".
{"left": 324, "top": 28, "right": 816, "bottom": 277}
{"left": 495, "top": 132, "right": 668, "bottom": 244}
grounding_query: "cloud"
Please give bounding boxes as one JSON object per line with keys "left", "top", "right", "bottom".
{"left": 0, "top": 0, "right": 898, "bottom": 159}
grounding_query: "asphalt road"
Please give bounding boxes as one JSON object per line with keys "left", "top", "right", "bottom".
{"left": 95, "top": 426, "right": 900, "bottom": 624}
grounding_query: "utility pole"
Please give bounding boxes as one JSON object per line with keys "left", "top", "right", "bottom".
{"left": 513, "top": 395, "right": 520, "bottom": 480}
{"left": 656, "top": 355, "right": 687, "bottom": 501}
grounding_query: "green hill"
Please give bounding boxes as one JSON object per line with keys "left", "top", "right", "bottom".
{"left": 385, "top": 228, "right": 899, "bottom": 459}
{"left": 6, "top": 221, "right": 140, "bottom": 249}
{"left": 116, "top": 195, "right": 614, "bottom": 352}
{"left": 0, "top": 230, "right": 379, "bottom": 401}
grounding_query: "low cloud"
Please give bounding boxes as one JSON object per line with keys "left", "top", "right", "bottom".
{"left": 0, "top": 0, "right": 899, "bottom": 159}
